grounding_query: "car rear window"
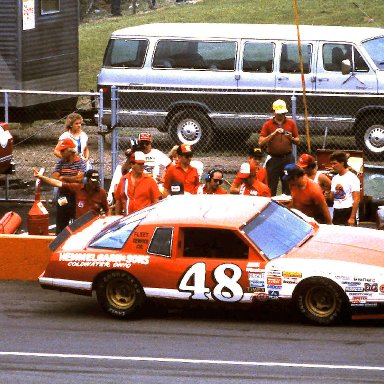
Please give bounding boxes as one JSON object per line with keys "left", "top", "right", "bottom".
{"left": 103, "top": 38, "right": 148, "bottom": 68}
{"left": 243, "top": 203, "right": 312, "bottom": 260}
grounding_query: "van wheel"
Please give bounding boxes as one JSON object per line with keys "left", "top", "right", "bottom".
{"left": 169, "top": 110, "right": 213, "bottom": 150}
{"left": 355, "top": 115, "right": 384, "bottom": 159}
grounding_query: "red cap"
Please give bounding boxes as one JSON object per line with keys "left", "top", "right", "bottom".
{"left": 129, "top": 151, "right": 146, "bottom": 164}
{"left": 237, "top": 163, "right": 256, "bottom": 179}
{"left": 297, "top": 154, "right": 315, "bottom": 168}
{"left": 138, "top": 132, "right": 152, "bottom": 142}
{"left": 57, "top": 138, "right": 76, "bottom": 151}
{"left": 177, "top": 144, "right": 193, "bottom": 155}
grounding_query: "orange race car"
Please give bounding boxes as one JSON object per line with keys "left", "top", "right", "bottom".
{"left": 39, "top": 195, "right": 384, "bottom": 325}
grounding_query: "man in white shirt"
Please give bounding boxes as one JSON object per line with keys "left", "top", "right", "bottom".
{"left": 329, "top": 151, "right": 360, "bottom": 226}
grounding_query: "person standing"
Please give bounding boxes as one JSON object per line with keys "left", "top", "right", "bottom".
{"left": 258, "top": 99, "right": 300, "bottom": 196}
{"left": 163, "top": 144, "right": 200, "bottom": 197}
{"left": 283, "top": 164, "right": 332, "bottom": 224}
{"left": 236, "top": 163, "right": 271, "bottom": 197}
{"left": 54, "top": 113, "right": 90, "bottom": 163}
{"left": 329, "top": 151, "right": 360, "bottom": 226}
{"left": 111, "top": 0, "right": 122, "bottom": 16}
{"left": 114, "top": 151, "right": 161, "bottom": 215}
{"left": 52, "top": 138, "right": 87, "bottom": 233}
{"left": 230, "top": 147, "right": 267, "bottom": 194}
{"left": 34, "top": 168, "right": 109, "bottom": 219}
{"left": 197, "top": 168, "right": 228, "bottom": 195}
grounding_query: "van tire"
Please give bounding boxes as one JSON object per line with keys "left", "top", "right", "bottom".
{"left": 169, "top": 110, "right": 213, "bottom": 150}
{"left": 355, "top": 115, "right": 384, "bottom": 159}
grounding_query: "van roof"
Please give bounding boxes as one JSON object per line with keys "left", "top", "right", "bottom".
{"left": 111, "top": 23, "right": 384, "bottom": 43}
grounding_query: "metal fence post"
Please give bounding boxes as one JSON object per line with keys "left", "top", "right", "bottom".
{"left": 4, "top": 91, "right": 9, "bottom": 123}
{"left": 98, "top": 89, "right": 105, "bottom": 188}
{"left": 291, "top": 93, "right": 297, "bottom": 162}
{"left": 111, "top": 86, "right": 118, "bottom": 174}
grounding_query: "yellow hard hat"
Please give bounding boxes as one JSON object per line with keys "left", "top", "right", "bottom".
{"left": 272, "top": 99, "right": 288, "bottom": 114}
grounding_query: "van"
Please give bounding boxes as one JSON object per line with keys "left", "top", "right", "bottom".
{"left": 97, "top": 23, "right": 384, "bottom": 157}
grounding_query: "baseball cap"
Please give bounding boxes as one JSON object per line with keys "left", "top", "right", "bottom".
{"left": 282, "top": 164, "right": 304, "bottom": 182}
{"left": 57, "top": 138, "right": 76, "bottom": 151}
{"left": 297, "top": 154, "right": 315, "bottom": 168}
{"left": 129, "top": 151, "right": 146, "bottom": 164}
{"left": 272, "top": 99, "right": 288, "bottom": 114}
{"left": 177, "top": 143, "right": 193, "bottom": 155}
{"left": 237, "top": 163, "right": 257, "bottom": 179}
{"left": 85, "top": 169, "right": 100, "bottom": 182}
{"left": 248, "top": 147, "right": 264, "bottom": 159}
{"left": 138, "top": 132, "right": 152, "bottom": 142}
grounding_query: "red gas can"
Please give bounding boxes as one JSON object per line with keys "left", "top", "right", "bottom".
{"left": 0, "top": 211, "right": 22, "bottom": 234}
{"left": 28, "top": 170, "right": 49, "bottom": 235}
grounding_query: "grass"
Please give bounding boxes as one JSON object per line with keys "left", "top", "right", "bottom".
{"left": 79, "top": 0, "right": 384, "bottom": 91}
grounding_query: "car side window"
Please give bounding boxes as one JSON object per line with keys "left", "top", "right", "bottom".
{"left": 104, "top": 39, "right": 148, "bottom": 68}
{"left": 148, "top": 227, "right": 173, "bottom": 257}
{"left": 280, "top": 42, "right": 312, "bottom": 73}
{"left": 153, "top": 39, "right": 236, "bottom": 71}
{"left": 182, "top": 228, "right": 248, "bottom": 259}
{"left": 243, "top": 42, "right": 274, "bottom": 73}
{"left": 323, "top": 43, "right": 369, "bottom": 72}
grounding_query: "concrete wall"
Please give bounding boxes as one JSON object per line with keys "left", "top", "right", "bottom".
{"left": 0, "top": 235, "right": 53, "bottom": 280}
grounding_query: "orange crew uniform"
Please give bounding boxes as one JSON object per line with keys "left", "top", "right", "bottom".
{"left": 233, "top": 167, "right": 268, "bottom": 187}
{"left": 200, "top": 185, "right": 228, "bottom": 195}
{"left": 115, "top": 173, "right": 161, "bottom": 215}
{"left": 163, "top": 163, "right": 199, "bottom": 194}
{"left": 290, "top": 178, "right": 329, "bottom": 224}
{"left": 61, "top": 183, "right": 109, "bottom": 218}
{"left": 239, "top": 180, "right": 271, "bottom": 197}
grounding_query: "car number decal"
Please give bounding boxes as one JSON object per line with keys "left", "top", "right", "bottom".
{"left": 178, "top": 262, "right": 243, "bottom": 302}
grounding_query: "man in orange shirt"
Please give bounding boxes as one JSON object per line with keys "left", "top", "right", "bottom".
{"left": 283, "top": 164, "right": 332, "bottom": 224}
{"left": 163, "top": 144, "right": 199, "bottom": 197}
{"left": 198, "top": 168, "right": 228, "bottom": 195}
{"left": 236, "top": 163, "right": 271, "bottom": 197}
{"left": 230, "top": 147, "right": 267, "bottom": 194}
{"left": 115, "top": 151, "right": 161, "bottom": 215}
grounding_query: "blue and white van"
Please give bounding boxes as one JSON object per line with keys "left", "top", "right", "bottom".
{"left": 98, "top": 23, "right": 384, "bottom": 156}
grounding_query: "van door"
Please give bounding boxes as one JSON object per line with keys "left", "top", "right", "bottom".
{"left": 315, "top": 42, "right": 378, "bottom": 93}
{"left": 238, "top": 40, "right": 276, "bottom": 90}
{"left": 275, "top": 41, "right": 315, "bottom": 92}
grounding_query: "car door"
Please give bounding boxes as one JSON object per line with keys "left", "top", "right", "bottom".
{"left": 315, "top": 42, "right": 378, "bottom": 93}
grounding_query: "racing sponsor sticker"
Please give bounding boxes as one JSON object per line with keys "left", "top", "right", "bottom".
{"left": 248, "top": 272, "right": 264, "bottom": 280}
{"left": 282, "top": 271, "right": 302, "bottom": 278}
{"left": 354, "top": 277, "right": 375, "bottom": 283}
{"left": 380, "top": 285, "right": 384, "bottom": 294}
{"left": 283, "top": 277, "right": 298, "bottom": 284}
{"left": 267, "top": 269, "right": 282, "bottom": 277}
{"left": 364, "top": 283, "right": 378, "bottom": 292}
{"left": 268, "top": 290, "right": 279, "bottom": 299}
{"left": 341, "top": 281, "right": 361, "bottom": 286}
{"left": 345, "top": 286, "right": 364, "bottom": 292}
{"left": 267, "top": 277, "right": 282, "bottom": 286}
{"left": 247, "top": 287, "right": 265, "bottom": 293}
{"left": 250, "top": 281, "right": 265, "bottom": 288}
{"left": 59, "top": 252, "right": 150, "bottom": 268}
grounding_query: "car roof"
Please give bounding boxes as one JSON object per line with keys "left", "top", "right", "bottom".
{"left": 111, "top": 23, "right": 384, "bottom": 43}
{"left": 141, "top": 194, "right": 270, "bottom": 228}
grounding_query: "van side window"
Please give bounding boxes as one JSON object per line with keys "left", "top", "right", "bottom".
{"left": 280, "top": 43, "right": 312, "bottom": 73}
{"left": 323, "top": 43, "right": 369, "bottom": 72}
{"left": 243, "top": 42, "right": 274, "bottom": 73}
{"left": 103, "top": 39, "right": 148, "bottom": 68}
{"left": 153, "top": 40, "right": 236, "bottom": 71}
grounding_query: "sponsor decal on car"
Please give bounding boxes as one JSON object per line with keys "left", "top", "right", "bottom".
{"left": 380, "top": 284, "right": 384, "bottom": 294}
{"left": 247, "top": 287, "right": 265, "bottom": 293}
{"left": 354, "top": 277, "right": 376, "bottom": 283}
{"left": 341, "top": 281, "right": 361, "bottom": 286}
{"left": 267, "top": 269, "right": 282, "bottom": 277}
{"left": 282, "top": 271, "right": 302, "bottom": 278}
{"left": 268, "top": 290, "right": 279, "bottom": 299}
{"left": 364, "top": 283, "right": 378, "bottom": 292}
{"left": 267, "top": 285, "right": 282, "bottom": 290}
{"left": 345, "top": 286, "right": 364, "bottom": 292}
{"left": 248, "top": 272, "right": 264, "bottom": 280}
{"left": 255, "top": 293, "right": 269, "bottom": 302}
{"left": 59, "top": 252, "right": 150, "bottom": 268}
{"left": 250, "top": 281, "right": 265, "bottom": 288}
{"left": 267, "top": 277, "right": 282, "bottom": 286}
{"left": 283, "top": 278, "right": 298, "bottom": 284}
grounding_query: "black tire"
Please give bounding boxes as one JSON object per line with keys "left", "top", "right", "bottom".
{"left": 295, "top": 277, "right": 349, "bottom": 325}
{"left": 169, "top": 110, "right": 213, "bottom": 151}
{"left": 96, "top": 271, "right": 146, "bottom": 319}
{"left": 355, "top": 115, "right": 384, "bottom": 159}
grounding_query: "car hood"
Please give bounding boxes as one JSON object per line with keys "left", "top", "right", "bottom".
{"left": 285, "top": 225, "right": 384, "bottom": 268}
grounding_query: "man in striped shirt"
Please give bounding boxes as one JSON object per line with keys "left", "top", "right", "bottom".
{"left": 53, "top": 138, "right": 87, "bottom": 233}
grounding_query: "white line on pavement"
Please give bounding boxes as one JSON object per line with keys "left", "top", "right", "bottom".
{"left": 0, "top": 352, "right": 383, "bottom": 371}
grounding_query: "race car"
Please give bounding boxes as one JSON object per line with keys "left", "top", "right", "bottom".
{"left": 39, "top": 194, "right": 384, "bottom": 325}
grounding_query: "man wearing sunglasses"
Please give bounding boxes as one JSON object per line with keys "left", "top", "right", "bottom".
{"left": 198, "top": 168, "right": 228, "bottom": 195}
{"left": 163, "top": 144, "right": 199, "bottom": 197}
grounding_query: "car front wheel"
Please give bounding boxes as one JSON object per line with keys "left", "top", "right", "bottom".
{"left": 96, "top": 271, "right": 145, "bottom": 319}
{"left": 355, "top": 115, "right": 384, "bottom": 159}
{"left": 295, "top": 278, "right": 348, "bottom": 325}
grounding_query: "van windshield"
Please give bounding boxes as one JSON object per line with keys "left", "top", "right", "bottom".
{"left": 103, "top": 38, "right": 148, "bottom": 68}
{"left": 362, "top": 37, "right": 384, "bottom": 70}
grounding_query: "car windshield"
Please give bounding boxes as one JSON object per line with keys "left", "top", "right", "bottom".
{"left": 243, "top": 202, "right": 313, "bottom": 260}
{"left": 362, "top": 36, "right": 384, "bottom": 70}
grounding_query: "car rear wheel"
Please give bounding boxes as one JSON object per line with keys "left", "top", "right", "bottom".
{"left": 96, "top": 271, "right": 145, "bottom": 319}
{"left": 355, "top": 115, "right": 384, "bottom": 159}
{"left": 295, "top": 278, "right": 348, "bottom": 325}
{"left": 169, "top": 110, "right": 213, "bottom": 150}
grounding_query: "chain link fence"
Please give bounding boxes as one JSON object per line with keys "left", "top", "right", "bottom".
{"left": 0, "top": 90, "right": 106, "bottom": 202}
{"left": 109, "top": 86, "right": 384, "bottom": 184}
